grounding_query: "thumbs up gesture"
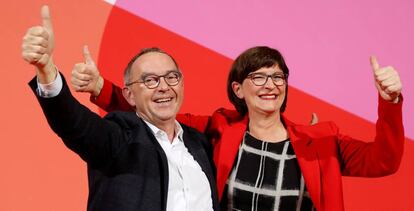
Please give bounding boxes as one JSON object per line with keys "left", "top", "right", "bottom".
{"left": 370, "top": 56, "right": 402, "bottom": 103}
{"left": 22, "top": 5, "right": 55, "bottom": 83}
{"left": 71, "top": 46, "right": 104, "bottom": 97}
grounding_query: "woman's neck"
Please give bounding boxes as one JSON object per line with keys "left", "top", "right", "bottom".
{"left": 248, "top": 111, "right": 288, "bottom": 143}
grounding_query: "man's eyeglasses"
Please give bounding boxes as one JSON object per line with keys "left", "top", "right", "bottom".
{"left": 126, "top": 70, "right": 182, "bottom": 89}
{"left": 246, "top": 72, "right": 288, "bottom": 86}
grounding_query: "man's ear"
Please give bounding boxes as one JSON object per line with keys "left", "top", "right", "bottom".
{"left": 122, "top": 87, "right": 136, "bottom": 107}
{"left": 232, "top": 81, "right": 244, "bottom": 99}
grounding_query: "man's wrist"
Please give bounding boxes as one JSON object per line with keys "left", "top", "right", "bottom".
{"left": 37, "top": 68, "right": 62, "bottom": 98}
{"left": 36, "top": 58, "right": 56, "bottom": 84}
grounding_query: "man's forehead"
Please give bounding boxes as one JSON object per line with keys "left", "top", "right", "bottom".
{"left": 131, "top": 52, "right": 177, "bottom": 75}
{"left": 135, "top": 52, "right": 175, "bottom": 65}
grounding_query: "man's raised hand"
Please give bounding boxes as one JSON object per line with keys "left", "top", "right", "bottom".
{"left": 22, "top": 5, "right": 55, "bottom": 83}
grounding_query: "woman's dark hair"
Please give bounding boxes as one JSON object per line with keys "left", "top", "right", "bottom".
{"left": 227, "top": 46, "right": 290, "bottom": 116}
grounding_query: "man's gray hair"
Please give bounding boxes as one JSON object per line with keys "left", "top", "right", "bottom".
{"left": 123, "top": 47, "right": 179, "bottom": 85}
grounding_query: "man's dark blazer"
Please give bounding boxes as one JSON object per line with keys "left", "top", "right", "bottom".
{"left": 29, "top": 75, "right": 219, "bottom": 211}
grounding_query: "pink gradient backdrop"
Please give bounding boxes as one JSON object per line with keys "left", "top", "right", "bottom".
{"left": 116, "top": 0, "right": 414, "bottom": 139}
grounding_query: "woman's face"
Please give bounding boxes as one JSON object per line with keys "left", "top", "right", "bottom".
{"left": 232, "top": 65, "right": 286, "bottom": 116}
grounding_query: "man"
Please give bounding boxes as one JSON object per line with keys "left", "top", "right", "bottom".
{"left": 22, "top": 6, "right": 219, "bottom": 211}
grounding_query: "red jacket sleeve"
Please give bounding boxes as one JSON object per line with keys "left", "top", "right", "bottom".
{"left": 90, "top": 78, "right": 134, "bottom": 112}
{"left": 339, "top": 96, "right": 405, "bottom": 177}
{"left": 177, "top": 113, "right": 211, "bottom": 133}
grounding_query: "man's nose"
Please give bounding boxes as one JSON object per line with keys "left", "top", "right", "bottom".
{"left": 157, "top": 77, "right": 170, "bottom": 90}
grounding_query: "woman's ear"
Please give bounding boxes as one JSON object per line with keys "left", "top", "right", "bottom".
{"left": 122, "top": 87, "right": 136, "bottom": 107}
{"left": 232, "top": 81, "right": 244, "bottom": 99}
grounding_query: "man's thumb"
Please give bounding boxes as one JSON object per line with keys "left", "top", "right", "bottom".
{"left": 41, "top": 5, "right": 53, "bottom": 32}
{"left": 83, "top": 45, "right": 95, "bottom": 65}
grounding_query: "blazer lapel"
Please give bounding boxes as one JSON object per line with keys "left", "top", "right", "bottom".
{"left": 181, "top": 127, "right": 219, "bottom": 210}
{"left": 139, "top": 119, "right": 170, "bottom": 211}
{"left": 214, "top": 116, "right": 248, "bottom": 199}
{"left": 182, "top": 129, "right": 214, "bottom": 183}
{"left": 286, "top": 120, "right": 322, "bottom": 210}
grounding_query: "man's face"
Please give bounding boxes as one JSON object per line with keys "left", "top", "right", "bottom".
{"left": 124, "top": 52, "right": 184, "bottom": 126}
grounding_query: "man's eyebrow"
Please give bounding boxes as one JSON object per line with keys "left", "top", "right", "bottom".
{"left": 139, "top": 72, "right": 159, "bottom": 79}
{"left": 140, "top": 70, "right": 179, "bottom": 78}
{"left": 140, "top": 72, "right": 156, "bottom": 77}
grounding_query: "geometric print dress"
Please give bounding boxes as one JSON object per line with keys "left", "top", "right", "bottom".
{"left": 220, "top": 132, "right": 315, "bottom": 211}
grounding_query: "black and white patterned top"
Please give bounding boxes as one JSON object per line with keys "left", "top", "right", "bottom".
{"left": 220, "top": 132, "right": 315, "bottom": 211}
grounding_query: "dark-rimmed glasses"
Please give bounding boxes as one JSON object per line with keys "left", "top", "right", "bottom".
{"left": 246, "top": 72, "right": 288, "bottom": 86}
{"left": 126, "top": 70, "right": 182, "bottom": 89}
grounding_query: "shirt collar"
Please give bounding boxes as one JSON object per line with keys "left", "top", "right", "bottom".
{"left": 138, "top": 113, "right": 184, "bottom": 142}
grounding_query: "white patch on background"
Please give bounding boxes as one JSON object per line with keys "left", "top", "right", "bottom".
{"left": 104, "top": 0, "right": 116, "bottom": 5}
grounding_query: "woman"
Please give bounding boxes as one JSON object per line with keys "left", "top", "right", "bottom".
{"left": 73, "top": 46, "right": 404, "bottom": 211}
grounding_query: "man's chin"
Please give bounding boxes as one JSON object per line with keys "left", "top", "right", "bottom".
{"left": 154, "top": 112, "right": 176, "bottom": 122}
